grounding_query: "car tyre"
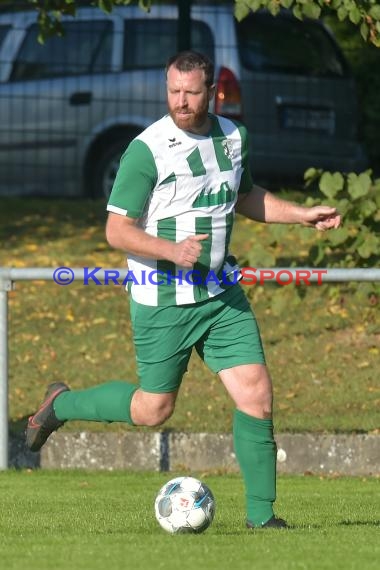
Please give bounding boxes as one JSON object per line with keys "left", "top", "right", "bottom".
{"left": 91, "top": 136, "right": 136, "bottom": 199}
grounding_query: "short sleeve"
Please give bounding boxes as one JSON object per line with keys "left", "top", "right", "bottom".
{"left": 107, "top": 139, "right": 158, "bottom": 218}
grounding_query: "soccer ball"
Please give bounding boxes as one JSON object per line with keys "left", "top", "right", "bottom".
{"left": 154, "top": 476, "right": 215, "bottom": 534}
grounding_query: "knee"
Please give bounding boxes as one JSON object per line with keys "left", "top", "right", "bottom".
{"left": 131, "top": 391, "right": 176, "bottom": 427}
{"left": 249, "top": 373, "right": 273, "bottom": 412}
{"left": 144, "top": 400, "right": 175, "bottom": 427}
{"left": 254, "top": 374, "right": 273, "bottom": 401}
{"left": 220, "top": 364, "right": 273, "bottom": 418}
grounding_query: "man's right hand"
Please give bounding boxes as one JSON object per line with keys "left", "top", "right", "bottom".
{"left": 106, "top": 213, "right": 209, "bottom": 266}
{"left": 171, "top": 234, "right": 209, "bottom": 268}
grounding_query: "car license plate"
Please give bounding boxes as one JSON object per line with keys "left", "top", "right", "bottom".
{"left": 280, "top": 105, "right": 335, "bottom": 134}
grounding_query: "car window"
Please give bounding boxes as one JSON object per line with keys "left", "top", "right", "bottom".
{"left": 0, "top": 24, "right": 11, "bottom": 49}
{"left": 10, "top": 20, "right": 113, "bottom": 81}
{"left": 123, "top": 19, "right": 214, "bottom": 69}
{"left": 236, "top": 13, "right": 347, "bottom": 77}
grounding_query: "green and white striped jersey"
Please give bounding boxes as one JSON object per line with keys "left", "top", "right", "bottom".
{"left": 107, "top": 113, "right": 253, "bottom": 306}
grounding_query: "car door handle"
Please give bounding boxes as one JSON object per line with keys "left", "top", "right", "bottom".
{"left": 69, "top": 92, "right": 92, "bottom": 106}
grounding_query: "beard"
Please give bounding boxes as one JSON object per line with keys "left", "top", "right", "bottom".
{"left": 168, "top": 102, "right": 209, "bottom": 133}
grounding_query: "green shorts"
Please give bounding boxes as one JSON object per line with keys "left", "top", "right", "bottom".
{"left": 129, "top": 284, "right": 266, "bottom": 393}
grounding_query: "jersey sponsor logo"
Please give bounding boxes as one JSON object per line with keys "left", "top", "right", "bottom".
{"left": 192, "top": 181, "right": 234, "bottom": 208}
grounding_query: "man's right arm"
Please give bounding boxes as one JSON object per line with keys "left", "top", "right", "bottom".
{"left": 106, "top": 213, "right": 208, "bottom": 268}
{"left": 106, "top": 213, "right": 175, "bottom": 261}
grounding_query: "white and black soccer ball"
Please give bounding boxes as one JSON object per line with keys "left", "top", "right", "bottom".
{"left": 154, "top": 476, "right": 215, "bottom": 534}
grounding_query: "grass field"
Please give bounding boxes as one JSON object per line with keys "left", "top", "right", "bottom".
{"left": 0, "top": 470, "right": 378, "bottom": 570}
{"left": 1, "top": 197, "right": 379, "bottom": 435}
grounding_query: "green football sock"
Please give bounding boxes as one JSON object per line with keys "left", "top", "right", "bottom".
{"left": 53, "top": 381, "right": 137, "bottom": 425}
{"left": 233, "top": 409, "right": 277, "bottom": 527}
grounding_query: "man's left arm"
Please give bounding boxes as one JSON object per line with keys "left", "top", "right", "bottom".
{"left": 236, "top": 184, "right": 341, "bottom": 231}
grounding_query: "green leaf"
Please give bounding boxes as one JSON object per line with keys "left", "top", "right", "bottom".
{"left": 280, "top": 0, "right": 294, "bottom": 8}
{"left": 304, "top": 167, "right": 323, "bottom": 189}
{"left": 335, "top": 197, "right": 350, "bottom": 215}
{"left": 358, "top": 199, "right": 377, "bottom": 219}
{"left": 293, "top": 5, "right": 303, "bottom": 20}
{"left": 347, "top": 172, "right": 372, "bottom": 200}
{"left": 326, "top": 227, "right": 349, "bottom": 246}
{"left": 360, "top": 21, "right": 369, "bottom": 41}
{"left": 357, "top": 234, "right": 380, "bottom": 259}
{"left": 373, "top": 183, "right": 380, "bottom": 207}
{"left": 319, "top": 172, "right": 344, "bottom": 198}
{"left": 268, "top": 0, "right": 281, "bottom": 16}
{"left": 304, "top": 167, "right": 318, "bottom": 180}
{"left": 349, "top": 6, "right": 362, "bottom": 25}
{"left": 246, "top": 0, "right": 263, "bottom": 11}
{"left": 234, "top": 1, "right": 251, "bottom": 21}
{"left": 369, "top": 6, "right": 380, "bottom": 20}
{"left": 302, "top": 3, "right": 321, "bottom": 19}
{"left": 309, "top": 243, "right": 326, "bottom": 265}
{"left": 304, "top": 196, "right": 317, "bottom": 207}
{"left": 337, "top": 6, "right": 348, "bottom": 21}
{"left": 99, "top": 0, "right": 113, "bottom": 14}
{"left": 304, "top": 167, "right": 322, "bottom": 186}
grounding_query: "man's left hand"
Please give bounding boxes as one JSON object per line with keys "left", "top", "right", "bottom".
{"left": 302, "top": 206, "right": 341, "bottom": 231}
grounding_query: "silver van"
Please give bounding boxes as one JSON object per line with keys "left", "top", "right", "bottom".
{"left": 0, "top": 4, "right": 368, "bottom": 197}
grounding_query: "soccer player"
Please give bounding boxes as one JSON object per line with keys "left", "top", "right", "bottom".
{"left": 26, "top": 51, "right": 341, "bottom": 529}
